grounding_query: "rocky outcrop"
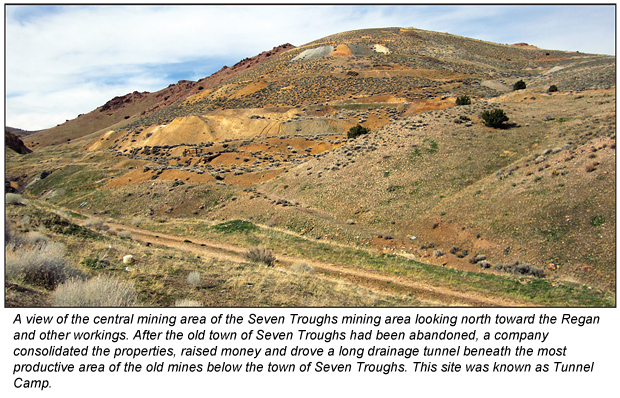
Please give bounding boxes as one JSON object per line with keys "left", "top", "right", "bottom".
{"left": 5, "top": 131, "right": 32, "bottom": 154}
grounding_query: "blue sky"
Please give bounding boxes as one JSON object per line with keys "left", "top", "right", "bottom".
{"left": 4, "top": 4, "right": 616, "bottom": 131}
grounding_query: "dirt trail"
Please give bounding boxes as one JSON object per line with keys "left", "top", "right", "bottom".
{"left": 107, "top": 222, "right": 529, "bottom": 307}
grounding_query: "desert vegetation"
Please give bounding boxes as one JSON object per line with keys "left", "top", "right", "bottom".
{"left": 52, "top": 275, "right": 139, "bottom": 307}
{"left": 6, "top": 26, "right": 615, "bottom": 307}
{"left": 513, "top": 79, "right": 527, "bottom": 91}
{"left": 455, "top": 95, "right": 471, "bottom": 106}
{"left": 244, "top": 246, "right": 276, "bottom": 267}
{"left": 347, "top": 124, "right": 371, "bottom": 139}
{"left": 480, "top": 108, "right": 509, "bottom": 128}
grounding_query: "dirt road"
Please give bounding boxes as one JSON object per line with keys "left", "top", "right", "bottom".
{"left": 107, "top": 221, "right": 528, "bottom": 307}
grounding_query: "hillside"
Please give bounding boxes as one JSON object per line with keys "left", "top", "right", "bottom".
{"left": 5, "top": 27, "right": 615, "bottom": 307}
{"left": 23, "top": 44, "right": 295, "bottom": 148}
{"left": 5, "top": 131, "right": 32, "bottom": 154}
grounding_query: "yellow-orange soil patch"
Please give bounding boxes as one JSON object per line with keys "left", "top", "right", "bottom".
{"left": 403, "top": 98, "right": 455, "bottom": 116}
{"left": 331, "top": 44, "right": 353, "bottom": 57}
{"left": 105, "top": 168, "right": 215, "bottom": 189}
{"left": 232, "top": 81, "right": 269, "bottom": 98}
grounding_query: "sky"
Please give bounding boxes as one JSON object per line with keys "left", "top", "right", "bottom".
{"left": 4, "top": 4, "right": 616, "bottom": 131}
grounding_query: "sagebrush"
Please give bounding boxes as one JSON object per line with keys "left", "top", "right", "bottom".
{"left": 52, "top": 275, "right": 138, "bottom": 307}
{"left": 187, "top": 271, "right": 201, "bottom": 287}
{"left": 5, "top": 241, "right": 84, "bottom": 289}
{"left": 244, "top": 245, "right": 276, "bottom": 266}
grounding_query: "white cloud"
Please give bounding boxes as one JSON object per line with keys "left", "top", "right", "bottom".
{"left": 5, "top": 4, "right": 615, "bottom": 130}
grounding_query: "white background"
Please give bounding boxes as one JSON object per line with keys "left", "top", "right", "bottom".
{"left": 3, "top": 306, "right": 618, "bottom": 397}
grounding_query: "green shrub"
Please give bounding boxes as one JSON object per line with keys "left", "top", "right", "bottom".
{"left": 590, "top": 215, "right": 606, "bottom": 227}
{"left": 548, "top": 85, "right": 558, "bottom": 93}
{"left": 5, "top": 242, "right": 84, "bottom": 289}
{"left": 513, "top": 80, "right": 527, "bottom": 90}
{"left": 480, "top": 109, "right": 509, "bottom": 128}
{"left": 347, "top": 124, "right": 370, "bottom": 139}
{"left": 455, "top": 95, "right": 471, "bottom": 105}
{"left": 52, "top": 275, "right": 138, "bottom": 307}
{"left": 244, "top": 245, "right": 276, "bottom": 266}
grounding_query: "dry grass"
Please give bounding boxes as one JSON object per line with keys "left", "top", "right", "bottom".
{"left": 5, "top": 241, "right": 85, "bottom": 290}
{"left": 174, "top": 299, "right": 203, "bottom": 307}
{"left": 83, "top": 218, "right": 108, "bottom": 231}
{"left": 52, "top": 275, "right": 138, "bottom": 307}
{"left": 244, "top": 245, "right": 276, "bottom": 267}
{"left": 290, "top": 261, "right": 316, "bottom": 274}
{"left": 118, "top": 230, "right": 132, "bottom": 239}
{"left": 221, "top": 261, "right": 417, "bottom": 307}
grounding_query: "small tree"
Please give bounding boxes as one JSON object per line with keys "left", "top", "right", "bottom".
{"left": 347, "top": 124, "right": 370, "bottom": 139}
{"left": 455, "top": 95, "right": 471, "bottom": 106}
{"left": 513, "top": 80, "right": 526, "bottom": 91}
{"left": 480, "top": 109, "right": 509, "bottom": 128}
{"left": 548, "top": 85, "right": 558, "bottom": 93}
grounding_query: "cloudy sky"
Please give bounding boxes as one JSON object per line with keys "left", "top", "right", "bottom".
{"left": 5, "top": 4, "right": 616, "bottom": 131}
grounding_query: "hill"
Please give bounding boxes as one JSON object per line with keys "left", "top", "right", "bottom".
{"left": 5, "top": 27, "right": 615, "bottom": 307}
{"left": 23, "top": 44, "right": 295, "bottom": 148}
{"left": 5, "top": 131, "right": 32, "bottom": 154}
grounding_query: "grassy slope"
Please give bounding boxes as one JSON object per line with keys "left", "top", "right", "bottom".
{"left": 260, "top": 88, "right": 615, "bottom": 290}
{"left": 5, "top": 203, "right": 614, "bottom": 307}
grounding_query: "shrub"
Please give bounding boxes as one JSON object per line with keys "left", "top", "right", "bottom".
{"left": 83, "top": 218, "right": 107, "bottom": 231}
{"left": 5, "top": 221, "right": 22, "bottom": 246}
{"left": 118, "top": 230, "right": 132, "bottom": 239}
{"left": 57, "top": 210, "right": 73, "bottom": 220}
{"left": 584, "top": 163, "right": 598, "bottom": 173}
{"left": 548, "top": 85, "right": 558, "bottom": 93}
{"left": 175, "top": 299, "right": 202, "bottom": 307}
{"left": 455, "top": 95, "right": 471, "bottom": 105}
{"left": 81, "top": 254, "right": 112, "bottom": 269}
{"left": 23, "top": 231, "right": 49, "bottom": 246}
{"left": 5, "top": 242, "right": 84, "bottom": 289}
{"left": 244, "top": 245, "right": 276, "bottom": 267}
{"left": 6, "top": 193, "right": 23, "bottom": 205}
{"left": 529, "top": 267, "right": 545, "bottom": 278}
{"left": 513, "top": 80, "right": 526, "bottom": 90}
{"left": 347, "top": 124, "right": 370, "bottom": 139}
{"left": 290, "top": 262, "right": 316, "bottom": 274}
{"left": 52, "top": 275, "right": 138, "bottom": 307}
{"left": 480, "top": 109, "right": 509, "bottom": 128}
{"left": 590, "top": 215, "right": 606, "bottom": 227}
{"left": 187, "top": 271, "right": 201, "bottom": 287}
